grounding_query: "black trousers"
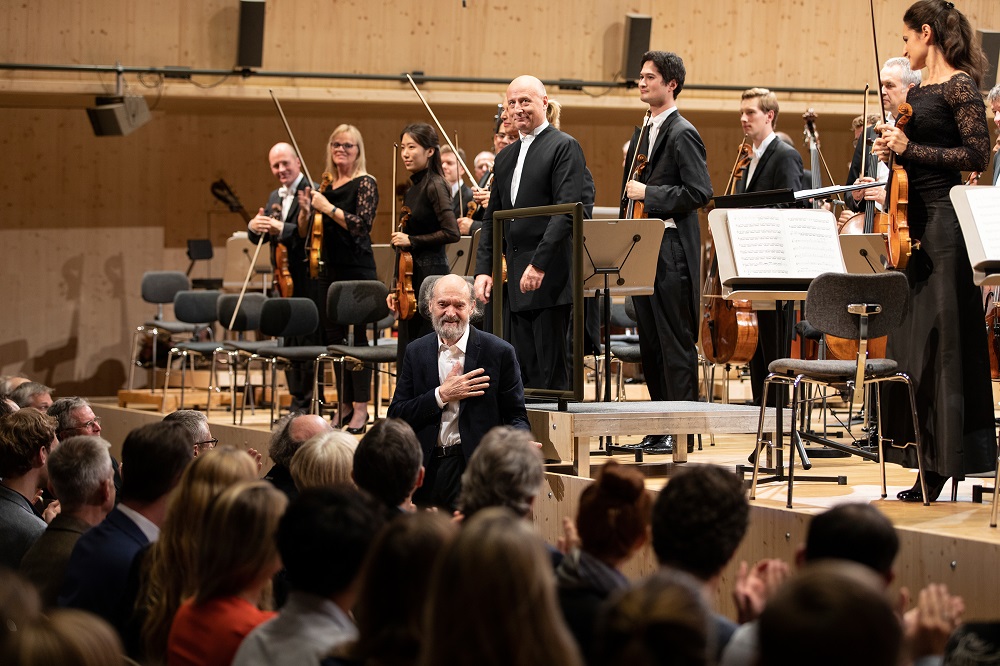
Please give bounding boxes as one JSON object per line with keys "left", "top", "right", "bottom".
{"left": 631, "top": 228, "right": 698, "bottom": 402}
{"left": 510, "top": 303, "right": 571, "bottom": 391}
{"left": 413, "top": 454, "right": 466, "bottom": 511}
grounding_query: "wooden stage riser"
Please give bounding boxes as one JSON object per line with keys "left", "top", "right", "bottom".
{"left": 535, "top": 472, "right": 1000, "bottom": 622}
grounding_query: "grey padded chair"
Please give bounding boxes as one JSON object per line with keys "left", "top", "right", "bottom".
{"left": 217, "top": 293, "right": 276, "bottom": 423}
{"left": 161, "top": 290, "right": 223, "bottom": 412}
{"left": 749, "top": 272, "right": 928, "bottom": 508}
{"left": 609, "top": 296, "right": 642, "bottom": 402}
{"left": 242, "top": 298, "right": 325, "bottom": 425}
{"left": 316, "top": 280, "right": 396, "bottom": 422}
{"left": 128, "top": 271, "right": 205, "bottom": 391}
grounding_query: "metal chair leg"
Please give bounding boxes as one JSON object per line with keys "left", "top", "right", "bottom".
{"left": 161, "top": 347, "right": 176, "bottom": 413}
{"left": 750, "top": 377, "right": 775, "bottom": 500}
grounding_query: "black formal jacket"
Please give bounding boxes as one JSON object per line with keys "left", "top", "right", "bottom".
{"left": 387, "top": 326, "right": 530, "bottom": 463}
{"left": 620, "top": 111, "right": 713, "bottom": 322}
{"left": 247, "top": 176, "right": 313, "bottom": 293}
{"left": 474, "top": 125, "right": 587, "bottom": 312}
{"left": 735, "top": 135, "right": 804, "bottom": 208}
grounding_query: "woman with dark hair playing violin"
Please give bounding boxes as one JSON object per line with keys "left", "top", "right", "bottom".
{"left": 873, "top": 0, "right": 995, "bottom": 502}
{"left": 298, "top": 124, "right": 379, "bottom": 434}
{"left": 387, "top": 122, "right": 461, "bottom": 365}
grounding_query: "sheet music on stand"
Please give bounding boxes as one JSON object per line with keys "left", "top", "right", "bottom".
{"left": 951, "top": 185, "right": 1000, "bottom": 286}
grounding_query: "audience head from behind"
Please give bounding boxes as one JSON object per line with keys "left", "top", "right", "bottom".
{"left": 266, "top": 413, "right": 333, "bottom": 499}
{"left": 0, "top": 394, "right": 19, "bottom": 416}
{"left": 0, "top": 607, "right": 125, "bottom": 666}
{"left": 457, "top": 426, "right": 543, "bottom": 520}
{"left": 119, "top": 421, "right": 195, "bottom": 510}
{"left": 801, "top": 502, "right": 898, "bottom": 584}
{"left": 757, "top": 560, "right": 901, "bottom": 666}
{"left": 347, "top": 512, "right": 457, "bottom": 665}
{"left": 595, "top": 568, "right": 713, "bottom": 666}
{"left": 0, "top": 374, "right": 30, "bottom": 396}
{"left": 47, "top": 397, "right": 102, "bottom": 441}
{"left": 0, "top": 408, "right": 58, "bottom": 488}
{"left": 576, "top": 460, "right": 651, "bottom": 567}
{"left": 162, "top": 409, "right": 216, "bottom": 456}
{"left": 46, "top": 435, "right": 114, "bottom": 521}
{"left": 352, "top": 418, "right": 424, "bottom": 512}
{"left": 140, "top": 445, "right": 259, "bottom": 661}
{"left": 10, "top": 381, "right": 53, "bottom": 412}
{"left": 289, "top": 430, "right": 357, "bottom": 492}
{"left": 651, "top": 464, "right": 749, "bottom": 582}
{"left": 420, "top": 507, "right": 583, "bottom": 666}
{"left": 0, "top": 570, "right": 41, "bottom": 654}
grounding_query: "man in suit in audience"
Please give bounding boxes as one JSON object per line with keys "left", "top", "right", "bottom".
{"left": 621, "top": 50, "right": 713, "bottom": 454}
{"left": 473, "top": 75, "right": 588, "bottom": 391}
{"left": 734, "top": 87, "right": 805, "bottom": 406}
{"left": 247, "top": 142, "right": 316, "bottom": 412}
{"left": 20, "top": 435, "right": 115, "bottom": 607}
{"left": 0, "top": 409, "right": 59, "bottom": 569}
{"left": 59, "top": 421, "right": 193, "bottom": 634}
{"left": 388, "top": 274, "right": 530, "bottom": 509}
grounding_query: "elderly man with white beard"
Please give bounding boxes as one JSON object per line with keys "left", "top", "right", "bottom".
{"left": 387, "top": 274, "right": 530, "bottom": 509}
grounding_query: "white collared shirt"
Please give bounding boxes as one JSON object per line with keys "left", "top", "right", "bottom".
{"left": 117, "top": 504, "right": 160, "bottom": 543}
{"left": 644, "top": 106, "right": 677, "bottom": 156}
{"left": 746, "top": 132, "right": 777, "bottom": 185}
{"left": 450, "top": 181, "right": 461, "bottom": 198}
{"left": 277, "top": 173, "right": 305, "bottom": 222}
{"left": 511, "top": 120, "right": 550, "bottom": 206}
{"left": 433, "top": 324, "right": 471, "bottom": 448}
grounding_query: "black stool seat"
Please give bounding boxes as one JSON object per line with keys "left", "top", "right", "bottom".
{"left": 610, "top": 342, "right": 642, "bottom": 363}
{"left": 171, "top": 341, "right": 225, "bottom": 354}
{"left": 768, "top": 357, "right": 897, "bottom": 381}
{"left": 144, "top": 320, "right": 204, "bottom": 335}
{"left": 224, "top": 340, "right": 277, "bottom": 353}
{"left": 327, "top": 343, "right": 397, "bottom": 363}
{"left": 257, "top": 345, "right": 330, "bottom": 362}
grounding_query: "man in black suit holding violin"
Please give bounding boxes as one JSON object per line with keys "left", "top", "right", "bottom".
{"left": 247, "top": 142, "right": 315, "bottom": 412}
{"left": 621, "top": 51, "right": 713, "bottom": 454}
{"left": 734, "top": 88, "right": 805, "bottom": 406}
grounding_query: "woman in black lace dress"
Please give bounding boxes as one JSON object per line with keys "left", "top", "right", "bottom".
{"left": 301, "top": 124, "right": 379, "bottom": 433}
{"left": 387, "top": 123, "right": 460, "bottom": 364}
{"left": 874, "top": 0, "right": 995, "bottom": 502}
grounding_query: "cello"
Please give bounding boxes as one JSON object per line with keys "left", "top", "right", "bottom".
{"left": 700, "top": 138, "right": 759, "bottom": 365}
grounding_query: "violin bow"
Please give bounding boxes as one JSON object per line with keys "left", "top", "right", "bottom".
{"left": 405, "top": 73, "right": 482, "bottom": 191}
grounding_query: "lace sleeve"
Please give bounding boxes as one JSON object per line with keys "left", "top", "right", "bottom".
{"left": 901, "top": 74, "right": 990, "bottom": 172}
{"left": 342, "top": 176, "right": 378, "bottom": 246}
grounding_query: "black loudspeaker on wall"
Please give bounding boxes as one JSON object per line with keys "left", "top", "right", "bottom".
{"left": 622, "top": 14, "right": 652, "bottom": 86}
{"left": 979, "top": 30, "right": 1000, "bottom": 89}
{"left": 237, "top": 0, "right": 266, "bottom": 69}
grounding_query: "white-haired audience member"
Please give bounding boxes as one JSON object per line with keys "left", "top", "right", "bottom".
{"left": 289, "top": 430, "right": 357, "bottom": 492}
{"left": 10, "top": 381, "right": 54, "bottom": 412}
{"left": 264, "top": 413, "right": 333, "bottom": 501}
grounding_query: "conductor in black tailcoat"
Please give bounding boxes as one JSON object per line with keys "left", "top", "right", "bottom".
{"left": 620, "top": 51, "right": 713, "bottom": 454}
{"left": 473, "top": 75, "right": 587, "bottom": 391}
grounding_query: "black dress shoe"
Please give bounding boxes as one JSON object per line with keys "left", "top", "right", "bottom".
{"left": 897, "top": 473, "right": 947, "bottom": 502}
{"left": 345, "top": 423, "right": 367, "bottom": 435}
{"left": 641, "top": 435, "right": 673, "bottom": 455}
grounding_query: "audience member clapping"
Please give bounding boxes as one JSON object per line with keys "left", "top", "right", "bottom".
{"left": 418, "top": 507, "right": 583, "bottom": 666}
{"left": 20, "top": 435, "right": 115, "bottom": 607}
{"left": 0, "top": 409, "right": 61, "bottom": 568}
{"left": 289, "top": 430, "right": 357, "bottom": 492}
{"left": 166, "top": 480, "right": 287, "bottom": 666}
{"left": 326, "top": 511, "right": 457, "bottom": 666}
{"left": 233, "top": 486, "right": 386, "bottom": 666}
{"left": 556, "top": 460, "right": 651, "bottom": 661}
{"left": 264, "top": 413, "right": 333, "bottom": 500}
{"left": 10, "top": 381, "right": 53, "bottom": 411}
{"left": 594, "top": 568, "right": 713, "bottom": 666}
{"left": 137, "top": 446, "right": 259, "bottom": 663}
{"left": 352, "top": 418, "right": 424, "bottom": 513}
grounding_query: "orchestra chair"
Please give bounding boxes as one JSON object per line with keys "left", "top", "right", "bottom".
{"left": 749, "top": 272, "right": 928, "bottom": 508}
{"left": 128, "top": 271, "right": 206, "bottom": 392}
{"left": 216, "top": 293, "right": 276, "bottom": 424}
{"left": 609, "top": 296, "right": 642, "bottom": 403}
{"left": 160, "top": 290, "right": 223, "bottom": 412}
{"left": 315, "top": 280, "right": 396, "bottom": 424}
{"left": 242, "top": 298, "right": 325, "bottom": 425}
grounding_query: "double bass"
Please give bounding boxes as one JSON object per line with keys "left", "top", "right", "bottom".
{"left": 700, "top": 139, "right": 759, "bottom": 365}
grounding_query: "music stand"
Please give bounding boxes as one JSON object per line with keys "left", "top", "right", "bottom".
{"left": 581, "top": 218, "right": 660, "bottom": 453}
{"left": 951, "top": 185, "right": 1000, "bottom": 286}
{"left": 709, "top": 208, "right": 849, "bottom": 487}
{"left": 445, "top": 235, "right": 473, "bottom": 275}
{"left": 840, "top": 234, "right": 890, "bottom": 274}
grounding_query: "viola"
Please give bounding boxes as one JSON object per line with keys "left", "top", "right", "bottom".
{"left": 986, "top": 287, "right": 1000, "bottom": 380}
{"left": 269, "top": 203, "right": 294, "bottom": 298}
{"left": 392, "top": 206, "right": 417, "bottom": 320}
{"left": 308, "top": 172, "right": 334, "bottom": 279}
{"left": 874, "top": 103, "right": 915, "bottom": 270}
{"left": 701, "top": 139, "right": 759, "bottom": 365}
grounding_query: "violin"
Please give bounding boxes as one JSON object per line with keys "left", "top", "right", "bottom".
{"left": 269, "top": 203, "right": 294, "bottom": 298}
{"left": 308, "top": 172, "right": 334, "bottom": 279}
{"left": 700, "top": 139, "right": 759, "bottom": 365}
{"left": 874, "top": 103, "right": 915, "bottom": 269}
{"left": 392, "top": 206, "right": 417, "bottom": 320}
{"left": 623, "top": 111, "right": 652, "bottom": 219}
{"left": 986, "top": 287, "right": 1000, "bottom": 379}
